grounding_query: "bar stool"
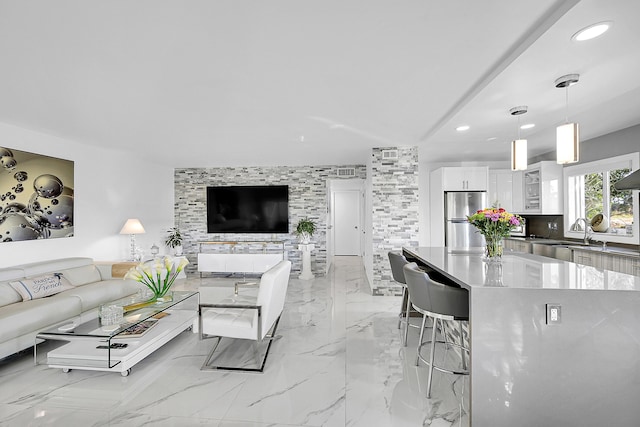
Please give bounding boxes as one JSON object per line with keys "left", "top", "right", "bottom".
{"left": 403, "top": 262, "right": 469, "bottom": 398}
{"left": 388, "top": 251, "right": 422, "bottom": 346}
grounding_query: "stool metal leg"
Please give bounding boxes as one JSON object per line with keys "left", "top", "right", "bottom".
{"left": 403, "top": 290, "right": 411, "bottom": 346}
{"left": 398, "top": 286, "right": 406, "bottom": 329}
{"left": 426, "top": 318, "right": 440, "bottom": 398}
{"left": 415, "top": 312, "right": 428, "bottom": 366}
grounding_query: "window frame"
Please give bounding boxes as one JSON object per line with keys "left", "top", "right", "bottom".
{"left": 563, "top": 152, "right": 639, "bottom": 245}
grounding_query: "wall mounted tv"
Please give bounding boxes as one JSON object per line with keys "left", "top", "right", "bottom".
{"left": 206, "top": 185, "right": 289, "bottom": 233}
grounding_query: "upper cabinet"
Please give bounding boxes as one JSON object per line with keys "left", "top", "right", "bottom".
{"left": 489, "top": 169, "right": 524, "bottom": 213}
{"left": 522, "top": 161, "right": 563, "bottom": 214}
{"left": 489, "top": 169, "right": 514, "bottom": 211}
{"left": 441, "top": 167, "right": 488, "bottom": 191}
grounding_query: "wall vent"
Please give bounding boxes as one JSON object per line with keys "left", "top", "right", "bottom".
{"left": 382, "top": 149, "right": 399, "bottom": 160}
{"left": 337, "top": 167, "right": 356, "bottom": 177}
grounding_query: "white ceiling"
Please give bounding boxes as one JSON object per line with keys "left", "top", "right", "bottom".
{"left": 0, "top": 0, "right": 638, "bottom": 167}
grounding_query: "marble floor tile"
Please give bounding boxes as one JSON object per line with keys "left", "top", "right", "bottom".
{"left": 0, "top": 257, "right": 468, "bottom": 426}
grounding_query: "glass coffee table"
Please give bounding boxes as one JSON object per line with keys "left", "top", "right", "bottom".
{"left": 35, "top": 291, "right": 199, "bottom": 376}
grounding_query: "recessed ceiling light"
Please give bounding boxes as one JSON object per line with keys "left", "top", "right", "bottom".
{"left": 486, "top": 137, "right": 497, "bottom": 141}
{"left": 572, "top": 21, "right": 612, "bottom": 42}
{"left": 520, "top": 123, "right": 535, "bottom": 130}
{"left": 456, "top": 125, "right": 470, "bottom": 132}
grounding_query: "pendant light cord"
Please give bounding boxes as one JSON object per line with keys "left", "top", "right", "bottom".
{"left": 565, "top": 85, "right": 569, "bottom": 124}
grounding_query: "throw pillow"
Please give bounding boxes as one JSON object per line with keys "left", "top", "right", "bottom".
{"left": 9, "top": 273, "right": 74, "bottom": 301}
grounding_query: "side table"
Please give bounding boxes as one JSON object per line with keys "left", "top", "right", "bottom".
{"left": 297, "top": 244, "right": 315, "bottom": 280}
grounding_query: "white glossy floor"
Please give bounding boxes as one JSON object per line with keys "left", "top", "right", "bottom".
{"left": 0, "top": 257, "right": 468, "bottom": 426}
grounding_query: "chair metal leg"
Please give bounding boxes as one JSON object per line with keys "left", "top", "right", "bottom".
{"left": 398, "top": 286, "right": 406, "bottom": 329}
{"left": 403, "top": 291, "right": 411, "bottom": 346}
{"left": 415, "top": 312, "right": 428, "bottom": 366}
{"left": 426, "top": 318, "right": 439, "bottom": 398}
{"left": 201, "top": 315, "right": 282, "bottom": 373}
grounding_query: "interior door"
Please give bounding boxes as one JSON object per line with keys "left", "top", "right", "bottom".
{"left": 334, "top": 190, "right": 361, "bottom": 255}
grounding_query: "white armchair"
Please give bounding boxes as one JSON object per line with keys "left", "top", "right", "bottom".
{"left": 199, "top": 260, "right": 292, "bottom": 372}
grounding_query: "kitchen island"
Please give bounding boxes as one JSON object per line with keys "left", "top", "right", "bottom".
{"left": 403, "top": 246, "right": 640, "bottom": 427}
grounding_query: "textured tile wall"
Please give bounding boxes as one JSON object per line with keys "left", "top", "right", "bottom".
{"left": 174, "top": 165, "right": 366, "bottom": 276}
{"left": 371, "top": 147, "right": 420, "bottom": 295}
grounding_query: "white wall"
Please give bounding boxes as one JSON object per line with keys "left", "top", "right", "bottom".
{"left": 0, "top": 122, "right": 174, "bottom": 267}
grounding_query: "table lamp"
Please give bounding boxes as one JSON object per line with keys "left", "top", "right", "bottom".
{"left": 119, "top": 218, "right": 145, "bottom": 261}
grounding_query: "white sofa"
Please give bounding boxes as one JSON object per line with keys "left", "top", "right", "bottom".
{"left": 0, "top": 257, "right": 142, "bottom": 359}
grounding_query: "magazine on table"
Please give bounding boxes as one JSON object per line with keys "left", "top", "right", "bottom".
{"left": 117, "top": 319, "right": 158, "bottom": 338}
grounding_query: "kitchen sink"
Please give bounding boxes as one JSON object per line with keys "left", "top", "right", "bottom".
{"left": 530, "top": 242, "right": 573, "bottom": 261}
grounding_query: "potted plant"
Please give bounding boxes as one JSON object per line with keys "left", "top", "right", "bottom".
{"left": 294, "top": 218, "right": 317, "bottom": 244}
{"left": 165, "top": 227, "right": 183, "bottom": 256}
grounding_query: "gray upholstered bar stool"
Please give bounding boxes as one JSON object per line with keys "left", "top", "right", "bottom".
{"left": 403, "top": 262, "right": 469, "bottom": 398}
{"left": 388, "top": 251, "right": 422, "bottom": 346}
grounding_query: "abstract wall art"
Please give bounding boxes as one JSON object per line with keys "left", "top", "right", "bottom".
{"left": 0, "top": 147, "right": 74, "bottom": 242}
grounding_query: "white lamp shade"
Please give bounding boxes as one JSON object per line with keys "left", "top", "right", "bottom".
{"left": 556, "top": 122, "right": 579, "bottom": 164}
{"left": 511, "top": 139, "right": 528, "bottom": 171}
{"left": 120, "top": 218, "right": 146, "bottom": 234}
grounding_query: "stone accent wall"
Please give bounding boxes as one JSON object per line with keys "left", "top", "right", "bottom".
{"left": 174, "top": 165, "right": 366, "bottom": 276}
{"left": 371, "top": 147, "right": 419, "bottom": 295}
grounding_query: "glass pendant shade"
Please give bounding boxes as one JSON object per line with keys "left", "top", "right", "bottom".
{"left": 511, "top": 139, "right": 528, "bottom": 171}
{"left": 556, "top": 122, "right": 579, "bottom": 164}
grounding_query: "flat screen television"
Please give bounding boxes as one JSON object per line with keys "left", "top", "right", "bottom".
{"left": 206, "top": 185, "right": 289, "bottom": 233}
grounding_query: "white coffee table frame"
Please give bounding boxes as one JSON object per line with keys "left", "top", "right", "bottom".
{"left": 35, "top": 291, "right": 199, "bottom": 377}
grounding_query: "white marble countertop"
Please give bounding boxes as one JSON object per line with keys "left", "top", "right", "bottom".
{"left": 403, "top": 246, "right": 640, "bottom": 291}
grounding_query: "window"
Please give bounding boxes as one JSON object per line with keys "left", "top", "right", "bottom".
{"left": 564, "top": 153, "right": 639, "bottom": 245}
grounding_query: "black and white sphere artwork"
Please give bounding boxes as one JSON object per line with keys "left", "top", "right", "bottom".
{"left": 0, "top": 147, "right": 74, "bottom": 242}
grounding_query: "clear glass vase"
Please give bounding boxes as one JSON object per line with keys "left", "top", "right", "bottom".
{"left": 483, "top": 234, "right": 504, "bottom": 262}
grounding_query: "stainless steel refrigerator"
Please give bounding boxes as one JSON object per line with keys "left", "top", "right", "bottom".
{"left": 445, "top": 191, "right": 487, "bottom": 247}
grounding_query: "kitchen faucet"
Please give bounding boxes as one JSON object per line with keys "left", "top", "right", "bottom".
{"left": 570, "top": 218, "right": 592, "bottom": 244}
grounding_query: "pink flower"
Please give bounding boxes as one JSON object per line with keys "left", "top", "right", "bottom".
{"left": 510, "top": 217, "right": 520, "bottom": 226}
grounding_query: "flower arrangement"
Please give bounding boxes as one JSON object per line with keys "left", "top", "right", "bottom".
{"left": 467, "top": 208, "right": 523, "bottom": 259}
{"left": 124, "top": 256, "right": 189, "bottom": 300}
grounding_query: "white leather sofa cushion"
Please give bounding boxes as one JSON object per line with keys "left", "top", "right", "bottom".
{"left": 19, "top": 257, "right": 95, "bottom": 278}
{"left": 0, "top": 269, "right": 26, "bottom": 308}
{"left": 62, "top": 279, "right": 141, "bottom": 312}
{"left": 0, "top": 295, "right": 82, "bottom": 342}
{"left": 58, "top": 264, "right": 103, "bottom": 287}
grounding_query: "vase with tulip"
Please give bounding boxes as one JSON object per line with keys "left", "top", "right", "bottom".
{"left": 467, "top": 208, "right": 523, "bottom": 262}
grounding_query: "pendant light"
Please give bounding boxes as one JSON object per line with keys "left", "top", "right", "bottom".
{"left": 510, "top": 106, "right": 528, "bottom": 171}
{"left": 555, "top": 74, "right": 580, "bottom": 164}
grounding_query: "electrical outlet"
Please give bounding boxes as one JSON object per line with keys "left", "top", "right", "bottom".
{"left": 546, "top": 304, "right": 562, "bottom": 325}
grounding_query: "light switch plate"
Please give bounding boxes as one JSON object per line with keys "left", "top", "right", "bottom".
{"left": 546, "top": 303, "right": 562, "bottom": 325}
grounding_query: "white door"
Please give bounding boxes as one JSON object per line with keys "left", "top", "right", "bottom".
{"left": 334, "top": 190, "right": 361, "bottom": 255}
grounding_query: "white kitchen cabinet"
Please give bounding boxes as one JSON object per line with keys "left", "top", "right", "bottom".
{"left": 489, "top": 169, "right": 514, "bottom": 211}
{"left": 522, "top": 161, "right": 563, "bottom": 214}
{"left": 489, "top": 169, "right": 524, "bottom": 213}
{"left": 442, "top": 167, "right": 488, "bottom": 191}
